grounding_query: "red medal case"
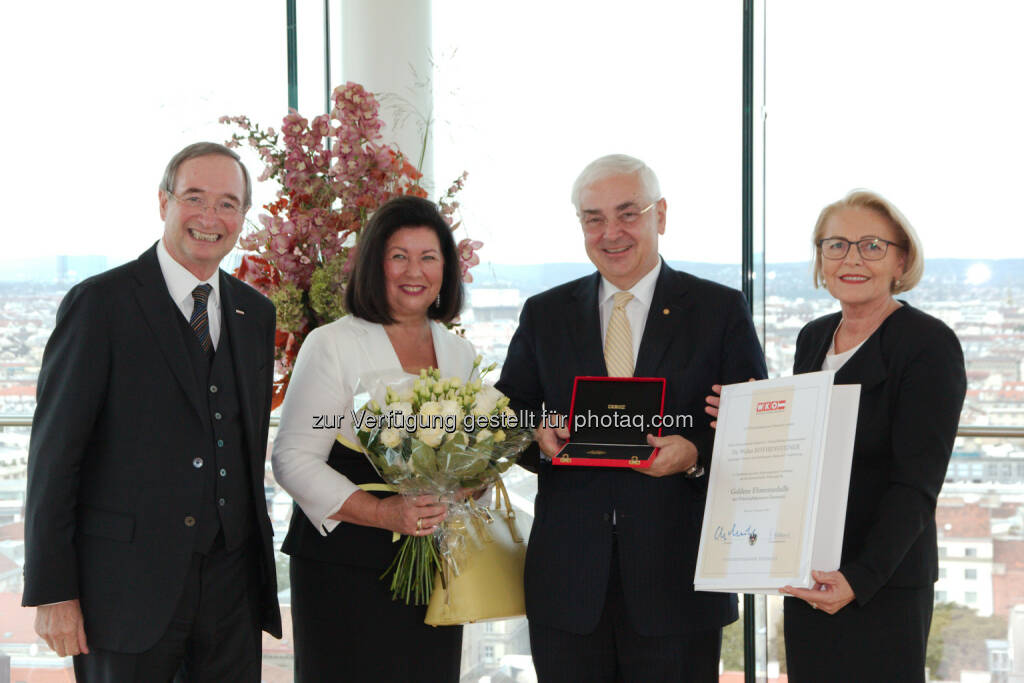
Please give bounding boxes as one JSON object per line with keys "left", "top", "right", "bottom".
{"left": 553, "top": 376, "right": 667, "bottom": 469}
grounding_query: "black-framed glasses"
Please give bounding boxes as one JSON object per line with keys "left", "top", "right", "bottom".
{"left": 168, "top": 191, "right": 244, "bottom": 218}
{"left": 579, "top": 199, "right": 659, "bottom": 232}
{"left": 818, "top": 236, "right": 904, "bottom": 261}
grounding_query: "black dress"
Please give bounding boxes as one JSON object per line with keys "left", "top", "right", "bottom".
{"left": 283, "top": 441, "right": 462, "bottom": 682}
{"left": 784, "top": 303, "right": 965, "bottom": 682}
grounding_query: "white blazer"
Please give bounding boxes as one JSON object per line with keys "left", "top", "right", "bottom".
{"left": 271, "top": 315, "right": 477, "bottom": 534}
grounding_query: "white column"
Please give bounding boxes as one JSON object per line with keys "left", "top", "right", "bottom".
{"left": 341, "top": 0, "right": 434, "bottom": 188}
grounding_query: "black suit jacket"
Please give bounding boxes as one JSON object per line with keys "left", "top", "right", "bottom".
{"left": 496, "top": 262, "right": 767, "bottom": 636}
{"left": 22, "top": 244, "right": 282, "bottom": 652}
{"left": 793, "top": 302, "right": 965, "bottom": 605}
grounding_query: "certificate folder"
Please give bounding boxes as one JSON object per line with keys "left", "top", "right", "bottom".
{"left": 693, "top": 371, "right": 859, "bottom": 594}
{"left": 554, "top": 376, "right": 666, "bottom": 468}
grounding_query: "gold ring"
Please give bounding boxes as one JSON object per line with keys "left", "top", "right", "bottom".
{"left": 416, "top": 518, "right": 423, "bottom": 531}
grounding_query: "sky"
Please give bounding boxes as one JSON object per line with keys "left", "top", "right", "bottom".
{"left": 1, "top": 1, "right": 1021, "bottom": 272}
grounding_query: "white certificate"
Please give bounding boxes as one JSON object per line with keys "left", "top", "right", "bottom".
{"left": 693, "top": 371, "right": 859, "bottom": 594}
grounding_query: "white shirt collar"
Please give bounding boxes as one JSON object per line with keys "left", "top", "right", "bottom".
{"left": 156, "top": 238, "right": 220, "bottom": 308}
{"left": 599, "top": 258, "right": 662, "bottom": 308}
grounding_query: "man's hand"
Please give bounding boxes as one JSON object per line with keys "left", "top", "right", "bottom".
{"left": 535, "top": 421, "right": 569, "bottom": 460}
{"left": 641, "top": 434, "right": 698, "bottom": 477}
{"left": 35, "top": 599, "right": 89, "bottom": 657}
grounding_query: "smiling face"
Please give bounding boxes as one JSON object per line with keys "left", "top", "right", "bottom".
{"left": 820, "top": 206, "right": 906, "bottom": 310}
{"left": 383, "top": 226, "right": 444, "bottom": 323}
{"left": 158, "top": 154, "right": 246, "bottom": 281}
{"left": 579, "top": 172, "right": 665, "bottom": 291}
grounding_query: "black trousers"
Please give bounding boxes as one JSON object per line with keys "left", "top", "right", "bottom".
{"left": 73, "top": 535, "right": 263, "bottom": 683}
{"left": 530, "top": 536, "right": 722, "bottom": 683}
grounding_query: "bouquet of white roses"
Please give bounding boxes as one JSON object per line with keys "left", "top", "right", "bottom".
{"left": 354, "top": 359, "right": 532, "bottom": 605}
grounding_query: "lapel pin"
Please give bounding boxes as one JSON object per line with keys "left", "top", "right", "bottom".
{"left": 662, "top": 308, "right": 670, "bottom": 315}
{"left": 235, "top": 309, "right": 245, "bottom": 315}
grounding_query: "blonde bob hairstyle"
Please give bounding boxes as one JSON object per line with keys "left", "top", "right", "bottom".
{"left": 811, "top": 189, "right": 924, "bottom": 294}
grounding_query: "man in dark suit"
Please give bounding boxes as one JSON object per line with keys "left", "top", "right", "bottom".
{"left": 496, "top": 154, "right": 767, "bottom": 682}
{"left": 22, "top": 142, "right": 282, "bottom": 681}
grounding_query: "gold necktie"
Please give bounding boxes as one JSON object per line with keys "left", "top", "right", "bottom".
{"left": 604, "top": 291, "right": 634, "bottom": 377}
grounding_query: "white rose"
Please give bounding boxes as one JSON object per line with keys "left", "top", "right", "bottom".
{"left": 417, "top": 427, "right": 445, "bottom": 448}
{"left": 476, "top": 428, "right": 494, "bottom": 442}
{"left": 380, "top": 428, "right": 402, "bottom": 449}
{"left": 420, "top": 401, "right": 442, "bottom": 415}
{"left": 440, "top": 400, "right": 462, "bottom": 419}
{"left": 473, "top": 385, "right": 502, "bottom": 415}
{"left": 388, "top": 401, "right": 413, "bottom": 418}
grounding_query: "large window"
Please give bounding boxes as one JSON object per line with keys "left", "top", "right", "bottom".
{"left": 760, "top": 2, "right": 1024, "bottom": 680}
{"left": 3, "top": 2, "right": 1023, "bottom": 681}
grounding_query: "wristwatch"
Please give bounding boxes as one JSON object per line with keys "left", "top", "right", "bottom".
{"left": 684, "top": 463, "right": 705, "bottom": 479}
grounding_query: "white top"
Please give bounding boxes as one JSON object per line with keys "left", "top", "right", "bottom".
{"left": 156, "top": 238, "right": 222, "bottom": 349}
{"left": 598, "top": 259, "right": 661, "bottom": 364}
{"left": 822, "top": 323, "right": 865, "bottom": 372}
{"left": 271, "top": 315, "right": 477, "bottom": 535}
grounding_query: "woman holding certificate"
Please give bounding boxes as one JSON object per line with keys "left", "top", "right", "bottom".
{"left": 709, "top": 190, "right": 964, "bottom": 680}
{"left": 271, "top": 196, "right": 473, "bottom": 682}
{"left": 775, "top": 190, "right": 965, "bottom": 681}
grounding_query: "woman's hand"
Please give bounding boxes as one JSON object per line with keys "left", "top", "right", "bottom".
{"left": 375, "top": 494, "right": 448, "bottom": 536}
{"left": 704, "top": 384, "right": 723, "bottom": 429}
{"left": 705, "top": 379, "right": 759, "bottom": 428}
{"left": 781, "top": 570, "right": 856, "bottom": 615}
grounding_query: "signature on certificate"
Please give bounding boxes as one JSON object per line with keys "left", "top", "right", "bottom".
{"left": 713, "top": 523, "right": 760, "bottom": 544}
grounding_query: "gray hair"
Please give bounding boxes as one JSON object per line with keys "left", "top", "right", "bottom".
{"left": 570, "top": 154, "right": 661, "bottom": 210}
{"left": 811, "top": 189, "right": 924, "bottom": 293}
{"left": 160, "top": 142, "right": 252, "bottom": 210}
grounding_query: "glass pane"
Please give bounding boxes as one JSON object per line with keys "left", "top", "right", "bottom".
{"left": 432, "top": 1, "right": 743, "bottom": 679}
{"left": 763, "top": 2, "right": 1024, "bottom": 680}
{"left": 1, "top": 1, "right": 288, "bottom": 677}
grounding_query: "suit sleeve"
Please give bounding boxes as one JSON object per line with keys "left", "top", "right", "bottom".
{"left": 840, "top": 326, "right": 966, "bottom": 605}
{"left": 495, "top": 299, "right": 545, "bottom": 473}
{"left": 22, "top": 284, "right": 111, "bottom": 606}
{"left": 694, "top": 291, "right": 768, "bottom": 472}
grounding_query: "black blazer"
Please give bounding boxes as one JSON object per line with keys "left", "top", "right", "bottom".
{"left": 496, "top": 262, "right": 767, "bottom": 636}
{"left": 22, "top": 245, "right": 282, "bottom": 652}
{"left": 793, "top": 302, "right": 965, "bottom": 604}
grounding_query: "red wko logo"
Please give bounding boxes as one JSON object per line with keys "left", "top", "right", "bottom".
{"left": 755, "top": 399, "right": 787, "bottom": 414}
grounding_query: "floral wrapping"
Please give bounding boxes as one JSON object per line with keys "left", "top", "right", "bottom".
{"left": 355, "top": 361, "right": 532, "bottom": 605}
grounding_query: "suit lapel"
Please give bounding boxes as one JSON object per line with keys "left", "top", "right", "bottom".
{"left": 835, "top": 326, "right": 888, "bottom": 391}
{"left": 635, "top": 264, "right": 689, "bottom": 378}
{"left": 220, "top": 274, "right": 261, "bottom": 459}
{"left": 131, "top": 246, "right": 205, "bottom": 420}
{"left": 795, "top": 315, "right": 839, "bottom": 375}
{"left": 796, "top": 312, "right": 887, "bottom": 391}
{"left": 569, "top": 273, "right": 608, "bottom": 376}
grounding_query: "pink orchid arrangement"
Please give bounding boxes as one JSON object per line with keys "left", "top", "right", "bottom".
{"left": 222, "top": 81, "right": 482, "bottom": 408}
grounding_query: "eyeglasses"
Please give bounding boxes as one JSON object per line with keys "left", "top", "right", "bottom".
{"left": 168, "top": 192, "right": 244, "bottom": 218}
{"left": 818, "top": 236, "right": 904, "bottom": 261}
{"left": 579, "top": 200, "right": 659, "bottom": 232}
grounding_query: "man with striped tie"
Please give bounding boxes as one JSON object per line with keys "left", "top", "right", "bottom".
{"left": 497, "top": 154, "right": 767, "bottom": 682}
{"left": 23, "top": 143, "right": 281, "bottom": 681}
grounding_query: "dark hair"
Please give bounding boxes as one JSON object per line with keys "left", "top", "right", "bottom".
{"left": 161, "top": 142, "right": 252, "bottom": 210}
{"left": 345, "top": 195, "right": 464, "bottom": 324}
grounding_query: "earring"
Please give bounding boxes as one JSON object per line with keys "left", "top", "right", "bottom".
{"left": 435, "top": 293, "right": 441, "bottom": 308}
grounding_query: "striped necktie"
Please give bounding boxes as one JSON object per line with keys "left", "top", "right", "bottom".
{"left": 604, "top": 291, "right": 634, "bottom": 377}
{"left": 189, "top": 284, "right": 213, "bottom": 354}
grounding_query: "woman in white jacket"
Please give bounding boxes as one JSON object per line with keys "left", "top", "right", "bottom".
{"left": 272, "top": 196, "right": 475, "bottom": 682}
